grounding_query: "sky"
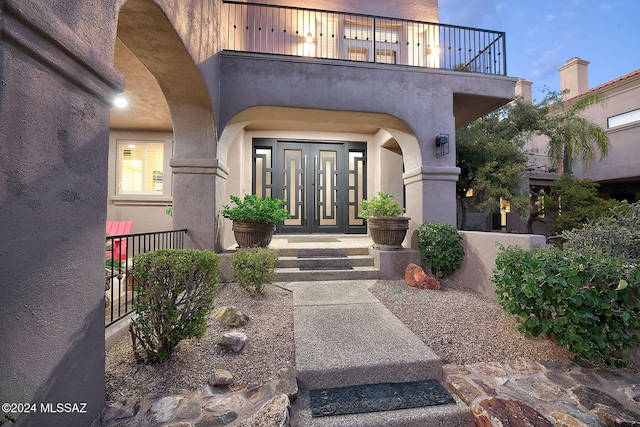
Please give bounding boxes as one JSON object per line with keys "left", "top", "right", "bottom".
{"left": 439, "top": 0, "right": 640, "bottom": 102}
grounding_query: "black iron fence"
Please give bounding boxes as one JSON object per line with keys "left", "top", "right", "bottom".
{"left": 105, "top": 229, "right": 187, "bottom": 327}
{"left": 224, "top": 1, "right": 507, "bottom": 75}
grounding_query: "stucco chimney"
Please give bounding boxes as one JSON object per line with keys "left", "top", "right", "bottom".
{"left": 515, "top": 78, "right": 533, "bottom": 102}
{"left": 558, "top": 57, "right": 590, "bottom": 99}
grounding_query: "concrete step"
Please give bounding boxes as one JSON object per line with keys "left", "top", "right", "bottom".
{"left": 276, "top": 247, "right": 371, "bottom": 258}
{"left": 275, "top": 247, "right": 378, "bottom": 281}
{"left": 277, "top": 255, "right": 375, "bottom": 269}
{"left": 274, "top": 266, "right": 380, "bottom": 282}
{"left": 287, "top": 281, "right": 473, "bottom": 426}
{"left": 292, "top": 386, "right": 473, "bottom": 427}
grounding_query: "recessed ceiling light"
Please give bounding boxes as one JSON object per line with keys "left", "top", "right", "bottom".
{"left": 114, "top": 96, "right": 128, "bottom": 108}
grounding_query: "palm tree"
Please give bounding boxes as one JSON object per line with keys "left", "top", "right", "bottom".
{"left": 542, "top": 92, "right": 611, "bottom": 175}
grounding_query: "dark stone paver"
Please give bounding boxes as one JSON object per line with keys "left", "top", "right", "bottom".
{"left": 444, "top": 358, "right": 640, "bottom": 426}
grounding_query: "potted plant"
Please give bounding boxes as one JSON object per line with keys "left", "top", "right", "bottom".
{"left": 359, "top": 192, "right": 410, "bottom": 250}
{"left": 221, "top": 194, "right": 291, "bottom": 248}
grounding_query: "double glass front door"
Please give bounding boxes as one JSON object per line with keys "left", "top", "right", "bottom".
{"left": 253, "top": 139, "right": 367, "bottom": 234}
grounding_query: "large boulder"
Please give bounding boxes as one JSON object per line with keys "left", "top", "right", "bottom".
{"left": 214, "top": 306, "right": 249, "bottom": 327}
{"left": 219, "top": 332, "right": 247, "bottom": 352}
{"left": 405, "top": 263, "right": 441, "bottom": 290}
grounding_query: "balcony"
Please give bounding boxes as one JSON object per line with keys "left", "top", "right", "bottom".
{"left": 224, "top": 1, "right": 507, "bottom": 76}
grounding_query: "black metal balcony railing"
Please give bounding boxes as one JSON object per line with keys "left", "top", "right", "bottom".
{"left": 224, "top": 1, "right": 506, "bottom": 75}
{"left": 105, "top": 229, "right": 187, "bottom": 327}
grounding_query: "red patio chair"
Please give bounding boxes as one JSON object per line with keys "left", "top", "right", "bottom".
{"left": 106, "top": 221, "right": 133, "bottom": 261}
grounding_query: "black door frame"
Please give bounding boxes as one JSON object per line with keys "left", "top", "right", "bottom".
{"left": 252, "top": 138, "right": 367, "bottom": 234}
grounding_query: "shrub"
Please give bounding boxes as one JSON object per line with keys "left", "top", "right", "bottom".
{"left": 544, "top": 174, "right": 622, "bottom": 235}
{"left": 359, "top": 192, "right": 404, "bottom": 218}
{"left": 492, "top": 244, "right": 640, "bottom": 367}
{"left": 416, "top": 222, "right": 464, "bottom": 278}
{"left": 129, "top": 249, "right": 219, "bottom": 363}
{"left": 232, "top": 248, "right": 279, "bottom": 293}
{"left": 562, "top": 202, "right": 639, "bottom": 263}
{"left": 221, "top": 194, "right": 290, "bottom": 223}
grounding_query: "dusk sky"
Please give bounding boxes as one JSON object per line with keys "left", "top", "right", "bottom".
{"left": 439, "top": 0, "right": 640, "bottom": 102}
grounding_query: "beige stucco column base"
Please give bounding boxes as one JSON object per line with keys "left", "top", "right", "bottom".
{"left": 370, "top": 247, "right": 421, "bottom": 280}
{"left": 170, "top": 158, "right": 229, "bottom": 252}
{"left": 403, "top": 165, "right": 461, "bottom": 247}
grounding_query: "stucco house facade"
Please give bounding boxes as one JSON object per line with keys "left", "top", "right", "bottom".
{"left": 523, "top": 58, "right": 640, "bottom": 206}
{"left": 0, "top": 0, "right": 516, "bottom": 424}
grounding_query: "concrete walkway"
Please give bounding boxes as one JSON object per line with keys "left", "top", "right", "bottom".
{"left": 285, "top": 280, "right": 473, "bottom": 426}
{"left": 283, "top": 279, "right": 640, "bottom": 427}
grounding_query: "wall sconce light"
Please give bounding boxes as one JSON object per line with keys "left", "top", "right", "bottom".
{"left": 305, "top": 32, "right": 314, "bottom": 43}
{"left": 435, "top": 134, "right": 449, "bottom": 156}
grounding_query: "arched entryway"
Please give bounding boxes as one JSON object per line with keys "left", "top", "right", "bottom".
{"left": 217, "top": 106, "right": 423, "bottom": 249}
{"left": 116, "top": 0, "right": 221, "bottom": 250}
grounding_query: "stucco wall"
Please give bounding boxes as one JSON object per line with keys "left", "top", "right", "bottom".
{"left": 572, "top": 77, "right": 640, "bottom": 184}
{"left": 450, "top": 231, "right": 546, "bottom": 300}
{"left": 0, "top": 1, "right": 122, "bottom": 425}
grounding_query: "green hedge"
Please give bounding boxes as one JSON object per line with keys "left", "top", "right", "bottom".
{"left": 416, "top": 222, "right": 464, "bottom": 278}
{"left": 129, "top": 249, "right": 219, "bottom": 363}
{"left": 492, "top": 244, "right": 640, "bottom": 366}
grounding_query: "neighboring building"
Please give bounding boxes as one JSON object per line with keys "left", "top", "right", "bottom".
{"left": 1, "top": 1, "right": 516, "bottom": 424}
{"left": 560, "top": 60, "right": 640, "bottom": 202}
{"left": 515, "top": 58, "right": 640, "bottom": 234}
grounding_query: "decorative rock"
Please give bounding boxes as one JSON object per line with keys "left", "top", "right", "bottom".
{"left": 506, "top": 358, "right": 543, "bottom": 374}
{"left": 446, "top": 375, "right": 483, "bottom": 404}
{"left": 405, "top": 263, "right": 441, "bottom": 290}
{"left": 571, "top": 386, "right": 640, "bottom": 425}
{"left": 571, "top": 386, "right": 625, "bottom": 411}
{"left": 472, "top": 397, "right": 553, "bottom": 427}
{"left": 174, "top": 400, "right": 202, "bottom": 421}
{"left": 220, "top": 331, "right": 247, "bottom": 352}
{"left": 274, "top": 367, "right": 298, "bottom": 401}
{"left": 209, "top": 368, "right": 234, "bottom": 386}
{"left": 467, "top": 361, "right": 508, "bottom": 377}
{"left": 214, "top": 305, "right": 249, "bottom": 327}
{"left": 548, "top": 410, "right": 592, "bottom": 427}
{"left": 443, "top": 364, "right": 471, "bottom": 376}
{"left": 511, "top": 376, "right": 563, "bottom": 402}
{"left": 237, "top": 394, "right": 290, "bottom": 427}
{"left": 149, "top": 396, "right": 182, "bottom": 423}
{"left": 99, "top": 398, "right": 140, "bottom": 424}
{"left": 592, "top": 404, "right": 640, "bottom": 426}
{"left": 620, "top": 384, "right": 640, "bottom": 403}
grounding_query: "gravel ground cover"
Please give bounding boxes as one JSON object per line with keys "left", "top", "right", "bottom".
{"left": 105, "top": 282, "right": 295, "bottom": 404}
{"left": 105, "top": 279, "right": 573, "bottom": 404}
{"left": 369, "top": 280, "right": 573, "bottom": 365}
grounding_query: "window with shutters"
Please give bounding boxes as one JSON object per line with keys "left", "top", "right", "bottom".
{"left": 117, "top": 141, "right": 164, "bottom": 194}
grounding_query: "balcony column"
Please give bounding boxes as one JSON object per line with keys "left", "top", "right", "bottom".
{"left": 170, "top": 158, "right": 229, "bottom": 252}
{"left": 403, "top": 164, "right": 460, "bottom": 244}
{"left": 400, "top": 97, "right": 459, "bottom": 247}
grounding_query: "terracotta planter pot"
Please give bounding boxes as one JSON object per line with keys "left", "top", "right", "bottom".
{"left": 232, "top": 221, "right": 276, "bottom": 248}
{"left": 367, "top": 216, "right": 410, "bottom": 250}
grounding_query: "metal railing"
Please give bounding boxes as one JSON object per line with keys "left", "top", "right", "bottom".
{"left": 224, "top": 1, "right": 506, "bottom": 75}
{"left": 105, "top": 229, "right": 187, "bottom": 327}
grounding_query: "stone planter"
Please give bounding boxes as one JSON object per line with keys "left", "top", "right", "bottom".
{"left": 232, "top": 221, "right": 276, "bottom": 248}
{"left": 367, "top": 216, "right": 410, "bottom": 250}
